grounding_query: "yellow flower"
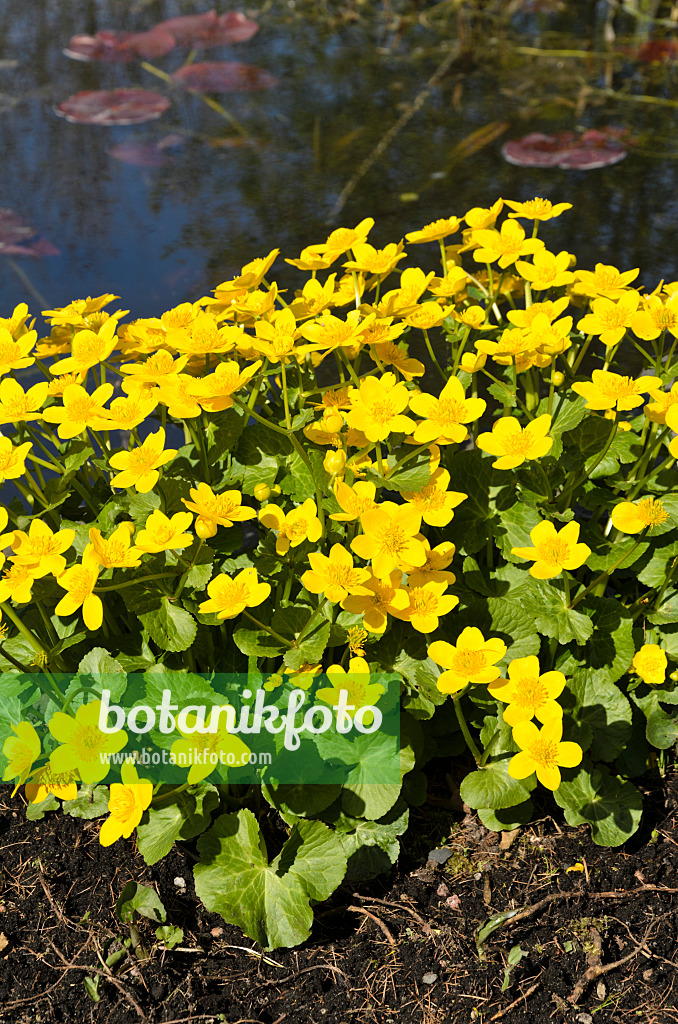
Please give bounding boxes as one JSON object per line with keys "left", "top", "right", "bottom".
{"left": 405, "top": 216, "right": 462, "bottom": 243}
{"left": 167, "top": 313, "right": 241, "bottom": 356}
{"left": 516, "top": 249, "right": 575, "bottom": 290}
{"left": 301, "top": 544, "right": 372, "bottom": 603}
{"left": 329, "top": 480, "right": 378, "bottom": 522}
{"left": 0, "top": 327, "right": 36, "bottom": 376}
{"left": 346, "top": 625, "right": 369, "bottom": 656}
{"left": 42, "top": 293, "right": 119, "bottom": 327}
{"left": 472, "top": 220, "right": 544, "bottom": 268}
{"left": 100, "top": 759, "right": 153, "bottom": 846}
{"left": 250, "top": 307, "right": 309, "bottom": 365}
{"left": 341, "top": 570, "right": 410, "bottom": 633}
{"left": 25, "top": 765, "right": 78, "bottom": 804}
{"left": 346, "top": 372, "right": 415, "bottom": 442}
{"left": 376, "top": 267, "right": 436, "bottom": 317}
{"left": 120, "top": 349, "right": 188, "bottom": 391}
{"left": 351, "top": 501, "right": 426, "bottom": 580}
{"left": 193, "top": 360, "right": 262, "bottom": 413}
{"left": 512, "top": 520, "right": 591, "bottom": 578}
{"left": 0, "top": 437, "right": 32, "bottom": 482}
{"left": 428, "top": 626, "right": 507, "bottom": 695}
{"left": 631, "top": 644, "right": 667, "bottom": 686}
{"left": 49, "top": 700, "right": 127, "bottom": 785}
{"left": 476, "top": 414, "right": 553, "bottom": 470}
{"left": 259, "top": 499, "right": 322, "bottom": 556}
{"left": 488, "top": 656, "right": 565, "bottom": 726}
{"left": 523, "top": 313, "right": 573, "bottom": 358}
{"left": 109, "top": 427, "right": 176, "bottom": 493}
{"left": 198, "top": 567, "right": 271, "bottom": 619}
{"left": 610, "top": 496, "right": 669, "bottom": 535}
{"left": 0, "top": 562, "right": 39, "bottom": 604}
{"left": 317, "top": 658, "right": 385, "bottom": 725}
{"left": 409, "top": 377, "right": 486, "bottom": 445}
{"left": 504, "top": 197, "right": 572, "bottom": 221}
{"left": 85, "top": 523, "right": 142, "bottom": 568}
{"left": 572, "top": 370, "right": 662, "bottom": 411}
{"left": 631, "top": 294, "right": 678, "bottom": 341}
{"left": 47, "top": 372, "right": 85, "bottom": 397}
{"left": 105, "top": 393, "right": 159, "bottom": 431}
{"left": 11, "top": 521, "right": 75, "bottom": 577}
{"left": 404, "top": 302, "right": 454, "bottom": 331}
{"left": 42, "top": 382, "right": 113, "bottom": 438}
{"left": 300, "top": 310, "right": 376, "bottom": 362}
{"left": 576, "top": 292, "right": 640, "bottom": 347}
{"left": 2, "top": 721, "right": 41, "bottom": 786}
{"left": 428, "top": 265, "right": 468, "bottom": 301}
{"left": 571, "top": 263, "right": 639, "bottom": 300}
{"left": 171, "top": 712, "right": 251, "bottom": 784}
{"left": 508, "top": 720, "right": 582, "bottom": 791}
{"left": 209, "top": 249, "right": 279, "bottom": 298}
{"left": 50, "top": 317, "right": 118, "bottom": 375}
{"left": 645, "top": 382, "right": 678, "bottom": 424}
{"left": 0, "top": 378, "right": 48, "bottom": 421}
{"left": 154, "top": 374, "right": 203, "bottom": 418}
{"left": 402, "top": 468, "right": 467, "bottom": 527}
{"left": 398, "top": 581, "right": 459, "bottom": 633}
{"left": 449, "top": 305, "right": 491, "bottom": 330}
{"left": 182, "top": 483, "right": 256, "bottom": 535}
{"left": 507, "top": 297, "right": 570, "bottom": 329}
{"left": 459, "top": 351, "right": 487, "bottom": 373}
{"left": 402, "top": 538, "right": 456, "bottom": 588}
{"left": 55, "top": 550, "right": 102, "bottom": 630}
{"left": 343, "top": 241, "right": 407, "bottom": 277}
{"left": 285, "top": 245, "right": 337, "bottom": 273}
{"left": 135, "top": 510, "right": 194, "bottom": 553}
{"left": 316, "top": 217, "right": 375, "bottom": 259}
{"left": 289, "top": 274, "right": 337, "bottom": 319}
{"left": 371, "top": 340, "right": 425, "bottom": 381}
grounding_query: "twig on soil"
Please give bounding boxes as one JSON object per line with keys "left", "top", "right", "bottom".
{"left": 46, "top": 938, "right": 149, "bottom": 1022}
{"left": 489, "top": 981, "right": 540, "bottom": 1021}
{"left": 349, "top": 905, "right": 396, "bottom": 945}
{"left": 352, "top": 891, "right": 433, "bottom": 934}
{"left": 249, "top": 962, "right": 348, "bottom": 993}
{"left": 568, "top": 946, "right": 644, "bottom": 1004}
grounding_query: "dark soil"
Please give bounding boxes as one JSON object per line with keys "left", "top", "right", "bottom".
{"left": 2, "top": 775, "right": 678, "bottom": 1024}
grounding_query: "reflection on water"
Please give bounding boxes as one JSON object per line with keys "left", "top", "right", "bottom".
{"left": 1, "top": 0, "right": 678, "bottom": 321}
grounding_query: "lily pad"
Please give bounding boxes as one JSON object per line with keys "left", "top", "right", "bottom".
{"left": 156, "top": 10, "right": 259, "bottom": 47}
{"left": 172, "top": 61, "right": 277, "bottom": 94}
{"left": 107, "top": 134, "right": 184, "bottom": 167}
{"left": 64, "top": 28, "right": 176, "bottom": 62}
{"left": 54, "top": 89, "right": 171, "bottom": 126}
{"left": 0, "top": 209, "right": 59, "bottom": 258}
{"left": 502, "top": 130, "right": 627, "bottom": 170}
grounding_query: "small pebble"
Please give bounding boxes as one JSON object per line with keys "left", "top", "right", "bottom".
{"left": 422, "top": 973, "right": 438, "bottom": 985}
{"left": 436, "top": 883, "right": 449, "bottom": 897}
{"left": 173, "top": 877, "right": 186, "bottom": 889}
{"left": 473, "top": 871, "right": 482, "bottom": 881}
{"left": 428, "top": 847, "right": 453, "bottom": 865}
{"left": 575, "top": 1015, "right": 593, "bottom": 1024}
{"left": 210, "top": 926, "right": 224, "bottom": 937}
{"left": 446, "top": 894, "right": 461, "bottom": 910}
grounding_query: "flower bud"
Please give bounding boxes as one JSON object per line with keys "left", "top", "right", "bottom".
{"left": 253, "top": 482, "right": 272, "bottom": 502}
{"left": 195, "top": 516, "right": 218, "bottom": 539}
{"left": 322, "top": 410, "right": 344, "bottom": 434}
{"left": 552, "top": 371, "right": 565, "bottom": 386}
{"left": 323, "top": 450, "right": 346, "bottom": 476}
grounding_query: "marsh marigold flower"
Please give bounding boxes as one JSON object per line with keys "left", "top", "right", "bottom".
{"left": 183, "top": 483, "right": 256, "bottom": 533}
{"left": 572, "top": 263, "right": 639, "bottom": 300}
{"left": 0, "top": 437, "right": 32, "bottom": 482}
{"left": 259, "top": 499, "right": 322, "bottom": 556}
{"left": 343, "top": 241, "right": 407, "bottom": 278}
{"left": 477, "top": 414, "right": 553, "bottom": 470}
{"left": 631, "top": 294, "right": 678, "bottom": 341}
{"left": 516, "top": 249, "right": 575, "bottom": 290}
{"left": 100, "top": 759, "right": 153, "bottom": 847}
{"left": 25, "top": 765, "right": 78, "bottom": 804}
{"left": 195, "top": 359, "right": 262, "bottom": 413}
{"left": 318, "top": 658, "right": 385, "bottom": 726}
{"left": 398, "top": 581, "right": 459, "bottom": 633}
{"left": 120, "top": 349, "right": 188, "bottom": 391}
{"left": 198, "top": 567, "right": 271, "bottom": 619}
{"left": 109, "top": 427, "right": 177, "bottom": 493}
{"left": 402, "top": 539, "right": 456, "bottom": 588}
{"left": 301, "top": 545, "right": 371, "bottom": 603}
{"left": 346, "top": 372, "right": 415, "bottom": 443}
{"left": 631, "top": 644, "right": 667, "bottom": 686}
{"left": 85, "top": 523, "right": 142, "bottom": 568}
{"left": 488, "top": 656, "right": 565, "bottom": 726}
{"left": 49, "top": 700, "right": 127, "bottom": 785}
{"left": 406, "top": 216, "right": 462, "bottom": 244}
{"left": 351, "top": 502, "right": 426, "bottom": 580}
{"left": 0, "top": 562, "right": 39, "bottom": 604}
{"left": 135, "top": 510, "right": 194, "bottom": 553}
{"left": 42, "top": 382, "right": 113, "bottom": 438}
{"left": 409, "top": 377, "right": 486, "bottom": 445}
{"left": 402, "top": 468, "right": 467, "bottom": 527}
{"left": 472, "top": 220, "right": 544, "bottom": 269}
{"left": 2, "top": 721, "right": 41, "bottom": 786}
{"left": 576, "top": 292, "right": 641, "bottom": 347}
{"left": 645, "top": 382, "right": 678, "bottom": 424}
{"left": 505, "top": 197, "right": 572, "bottom": 221}
{"left": 0, "top": 328, "right": 36, "bottom": 376}
{"left": 50, "top": 317, "right": 118, "bottom": 375}
{"left": 341, "top": 570, "right": 409, "bottom": 633}
{"left": 572, "top": 370, "right": 662, "bottom": 411}
{"left": 428, "top": 627, "right": 507, "bottom": 695}
{"left": 610, "top": 496, "right": 669, "bottom": 534}
{"left": 508, "top": 720, "right": 582, "bottom": 791}
{"left": 11, "top": 521, "right": 75, "bottom": 577}
{"left": 55, "top": 550, "right": 102, "bottom": 630}
{"left": 317, "top": 217, "right": 375, "bottom": 259}
{"left": 330, "top": 480, "right": 378, "bottom": 523}
{"left": 171, "top": 713, "right": 251, "bottom": 784}
{"left": 512, "top": 520, "right": 590, "bottom": 578}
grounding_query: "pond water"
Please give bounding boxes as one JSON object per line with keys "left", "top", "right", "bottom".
{"left": 2, "top": 0, "right": 678, "bottom": 322}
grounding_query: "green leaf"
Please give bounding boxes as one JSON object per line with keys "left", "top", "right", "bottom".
{"left": 139, "top": 598, "right": 197, "bottom": 653}
{"left": 487, "top": 381, "right": 516, "bottom": 408}
{"left": 460, "top": 761, "right": 532, "bottom": 810}
{"left": 443, "top": 448, "right": 493, "bottom": 554}
{"left": 565, "top": 674, "right": 632, "bottom": 762}
{"left": 322, "top": 800, "right": 409, "bottom": 881}
{"left": 281, "top": 449, "right": 326, "bottom": 503}
{"left": 646, "top": 707, "right": 678, "bottom": 749}
{"left": 638, "top": 536, "right": 678, "bottom": 587}
{"left": 648, "top": 588, "right": 678, "bottom": 625}
{"left": 548, "top": 394, "right": 587, "bottom": 437}
{"left": 116, "top": 882, "right": 167, "bottom": 924}
{"left": 477, "top": 801, "right": 534, "bottom": 832}
{"left": 283, "top": 621, "right": 331, "bottom": 671}
{"left": 495, "top": 502, "right": 543, "bottom": 563}
{"left": 558, "top": 597, "right": 634, "bottom": 687}
{"left": 136, "top": 785, "right": 220, "bottom": 865}
{"left": 586, "top": 537, "right": 648, "bottom": 573}
{"left": 207, "top": 408, "right": 246, "bottom": 464}
{"left": 25, "top": 794, "right": 60, "bottom": 820}
{"left": 84, "top": 976, "right": 100, "bottom": 1002}
{"left": 519, "top": 577, "right": 593, "bottom": 645}
{"left": 194, "top": 809, "right": 347, "bottom": 950}
{"left": 62, "top": 785, "right": 109, "bottom": 820}
{"left": 554, "top": 763, "right": 642, "bottom": 846}
{"left": 233, "top": 626, "right": 286, "bottom": 658}
{"left": 155, "top": 925, "right": 184, "bottom": 949}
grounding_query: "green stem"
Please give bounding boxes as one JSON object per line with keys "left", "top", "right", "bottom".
{"left": 453, "top": 693, "right": 481, "bottom": 766}
{"left": 281, "top": 362, "right": 292, "bottom": 429}
{"left": 571, "top": 334, "right": 593, "bottom": 374}
{"left": 172, "top": 539, "right": 204, "bottom": 601}
{"left": 570, "top": 533, "right": 647, "bottom": 609}
{"left": 242, "top": 610, "right": 292, "bottom": 647}
{"left": 295, "top": 598, "right": 328, "bottom": 647}
{"left": 95, "top": 573, "right": 179, "bottom": 592}
{"left": 422, "top": 328, "right": 447, "bottom": 383}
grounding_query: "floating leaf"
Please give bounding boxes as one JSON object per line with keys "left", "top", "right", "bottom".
{"left": 54, "top": 89, "right": 171, "bottom": 126}
{"left": 172, "top": 61, "right": 277, "bottom": 94}
{"left": 107, "top": 135, "right": 184, "bottom": 167}
{"left": 502, "top": 129, "right": 627, "bottom": 170}
{"left": 0, "top": 208, "right": 59, "bottom": 258}
{"left": 156, "top": 10, "right": 259, "bottom": 47}
{"left": 64, "top": 28, "right": 176, "bottom": 63}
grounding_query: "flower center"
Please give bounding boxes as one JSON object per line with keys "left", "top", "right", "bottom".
{"left": 636, "top": 497, "right": 668, "bottom": 529}
{"left": 513, "top": 677, "right": 548, "bottom": 709}
{"left": 129, "top": 447, "right": 161, "bottom": 472}
{"left": 369, "top": 399, "right": 396, "bottom": 425}
{"left": 503, "top": 432, "right": 535, "bottom": 456}
{"left": 453, "top": 650, "right": 488, "bottom": 675}
{"left": 436, "top": 398, "right": 467, "bottom": 427}
{"left": 69, "top": 568, "right": 95, "bottom": 601}
{"left": 527, "top": 737, "right": 559, "bottom": 768}
{"left": 409, "top": 588, "right": 437, "bottom": 614}
{"left": 110, "top": 788, "right": 138, "bottom": 818}
{"left": 287, "top": 518, "right": 308, "bottom": 541}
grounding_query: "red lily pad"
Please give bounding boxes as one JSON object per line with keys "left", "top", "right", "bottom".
{"left": 64, "top": 27, "right": 176, "bottom": 62}
{"left": 172, "top": 61, "right": 277, "bottom": 93}
{"left": 54, "top": 89, "right": 171, "bottom": 126}
{"left": 156, "top": 10, "right": 259, "bottom": 47}
{"left": 0, "top": 209, "right": 59, "bottom": 258}
{"left": 107, "top": 134, "right": 185, "bottom": 167}
{"left": 502, "top": 130, "right": 627, "bottom": 170}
